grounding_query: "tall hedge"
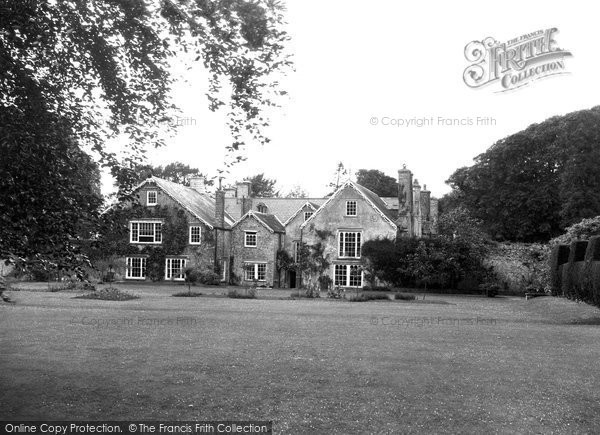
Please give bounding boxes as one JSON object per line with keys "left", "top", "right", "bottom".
{"left": 553, "top": 238, "right": 600, "bottom": 308}
{"left": 549, "top": 244, "right": 570, "bottom": 295}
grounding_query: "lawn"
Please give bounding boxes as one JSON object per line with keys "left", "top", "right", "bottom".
{"left": 1, "top": 283, "right": 600, "bottom": 433}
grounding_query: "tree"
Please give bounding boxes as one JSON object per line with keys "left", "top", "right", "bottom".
{"left": 135, "top": 162, "right": 212, "bottom": 187}
{"left": 245, "top": 173, "right": 278, "bottom": 197}
{"left": 437, "top": 206, "right": 491, "bottom": 259}
{"left": 326, "top": 162, "right": 348, "bottom": 194}
{"left": 445, "top": 106, "right": 600, "bottom": 242}
{"left": 0, "top": 112, "right": 103, "bottom": 275}
{"left": 355, "top": 169, "right": 397, "bottom": 196}
{"left": 284, "top": 185, "right": 308, "bottom": 198}
{"left": 0, "top": 1, "right": 290, "bottom": 272}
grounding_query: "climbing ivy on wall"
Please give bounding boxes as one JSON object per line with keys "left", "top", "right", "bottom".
{"left": 90, "top": 204, "right": 191, "bottom": 281}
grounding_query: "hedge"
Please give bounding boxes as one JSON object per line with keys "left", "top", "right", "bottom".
{"left": 552, "top": 238, "right": 600, "bottom": 308}
{"left": 584, "top": 236, "right": 600, "bottom": 261}
{"left": 549, "top": 244, "right": 570, "bottom": 295}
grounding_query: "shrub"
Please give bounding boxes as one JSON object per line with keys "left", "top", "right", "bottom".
{"left": 550, "top": 216, "right": 600, "bottom": 246}
{"left": 199, "top": 270, "right": 221, "bottom": 285}
{"left": 30, "top": 266, "right": 54, "bottom": 282}
{"left": 318, "top": 275, "right": 332, "bottom": 291}
{"left": 327, "top": 286, "right": 344, "bottom": 299}
{"left": 347, "top": 293, "right": 390, "bottom": 302}
{"left": 172, "top": 291, "right": 203, "bottom": 297}
{"left": 76, "top": 288, "right": 139, "bottom": 301}
{"left": 290, "top": 290, "right": 318, "bottom": 299}
{"left": 363, "top": 285, "right": 393, "bottom": 292}
{"left": 394, "top": 293, "right": 416, "bottom": 301}
{"left": 227, "top": 288, "right": 257, "bottom": 299}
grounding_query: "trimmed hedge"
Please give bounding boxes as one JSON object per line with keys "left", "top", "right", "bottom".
{"left": 552, "top": 238, "right": 600, "bottom": 308}
{"left": 549, "top": 244, "right": 570, "bottom": 295}
{"left": 568, "top": 240, "right": 588, "bottom": 262}
{"left": 584, "top": 236, "right": 600, "bottom": 261}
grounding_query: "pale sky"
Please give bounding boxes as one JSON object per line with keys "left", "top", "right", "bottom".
{"left": 103, "top": 0, "right": 600, "bottom": 198}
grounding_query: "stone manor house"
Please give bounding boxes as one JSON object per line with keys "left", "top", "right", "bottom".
{"left": 122, "top": 167, "right": 438, "bottom": 288}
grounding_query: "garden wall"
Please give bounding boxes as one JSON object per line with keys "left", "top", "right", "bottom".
{"left": 550, "top": 237, "right": 600, "bottom": 308}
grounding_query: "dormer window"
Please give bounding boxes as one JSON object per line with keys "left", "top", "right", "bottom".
{"left": 147, "top": 191, "right": 157, "bottom": 206}
{"left": 304, "top": 211, "right": 314, "bottom": 221}
{"left": 346, "top": 200, "right": 357, "bottom": 216}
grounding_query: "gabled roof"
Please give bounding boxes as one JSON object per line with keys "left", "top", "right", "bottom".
{"left": 233, "top": 210, "right": 286, "bottom": 234}
{"left": 224, "top": 197, "right": 326, "bottom": 222}
{"left": 300, "top": 180, "right": 397, "bottom": 230}
{"left": 283, "top": 202, "right": 318, "bottom": 226}
{"left": 138, "top": 177, "right": 235, "bottom": 229}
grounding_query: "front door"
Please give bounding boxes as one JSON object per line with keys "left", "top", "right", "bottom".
{"left": 288, "top": 270, "right": 297, "bottom": 288}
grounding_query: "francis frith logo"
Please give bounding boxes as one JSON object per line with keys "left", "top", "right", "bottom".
{"left": 463, "top": 28, "right": 572, "bottom": 92}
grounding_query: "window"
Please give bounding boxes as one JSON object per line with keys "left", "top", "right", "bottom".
{"left": 130, "top": 221, "right": 162, "bottom": 244}
{"left": 245, "top": 231, "right": 257, "bottom": 247}
{"left": 257, "top": 204, "right": 268, "bottom": 213}
{"left": 304, "top": 211, "right": 314, "bottom": 221}
{"left": 165, "top": 258, "right": 187, "bottom": 281}
{"left": 189, "top": 226, "right": 201, "bottom": 244}
{"left": 338, "top": 231, "right": 362, "bottom": 258}
{"left": 147, "top": 191, "right": 157, "bottom": 206}
{"left": 126, "top": 257, "right": 147, "bottom": 280}
{"left": 346, "top": 201, "right": 357, "bottom": 216}
{"left": 334, "top": 264, "right": 363, "bottom": 288}
{"left": 293, "top": 241, "right": 301, "bottom": 262}
{"left": 244, "top": 263, "right": 267, "bottom": 281}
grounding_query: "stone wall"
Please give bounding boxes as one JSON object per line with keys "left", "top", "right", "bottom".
{"left": 302, "top": 185, "right": 397, "bottom": 286}
{"left": 231, "top": 217, "right": 282, "bottom": 287}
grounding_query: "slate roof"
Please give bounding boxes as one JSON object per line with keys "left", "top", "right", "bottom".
{"left": 301, "top": 180, "right": 398, "bottom": 229}
{"left": 143, "top": 177, "right": 235, "bottom": 229}
{"left": 234, "top": 210, "right": 286, "bottom": 233}
{"left": 224, "top": 197, "right": 326, "bottom": 222}
{"left": 353, "top": 183, "right": 397, "bottom": 223}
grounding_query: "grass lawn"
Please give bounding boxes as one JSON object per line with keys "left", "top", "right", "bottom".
{"left": 1, "top": 283, "right": 600, "bottom": 433}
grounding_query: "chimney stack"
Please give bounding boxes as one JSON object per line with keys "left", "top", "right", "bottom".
{"left": 421, "top": 184, "right": 431, "bottom": 221}
{"left": 398, "top": 167, "right": 413, "bottom": 215}
{"left": 413, "top": 179, "right": 421, "bottom": 215}
{"left": 215, "top": 190, "right": 225, "bottom": 228}
{"left": 236, "top": 181, "right": 252, "bottom": 216}
{"left": 397, "top": 166, "right": 414, "bottom": 236}
{"left": 430, "top": 198, "right": 439, "bottom": 234}
{"left": 236, "top": 181, "right": 251, "bottom": 198}
{"left": 190, "top": 176, "right": 206, "bottom": 193}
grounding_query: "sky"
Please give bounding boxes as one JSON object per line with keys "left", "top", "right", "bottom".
{"left": 103, "top": 0, "right": 600, "bottom": 198}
